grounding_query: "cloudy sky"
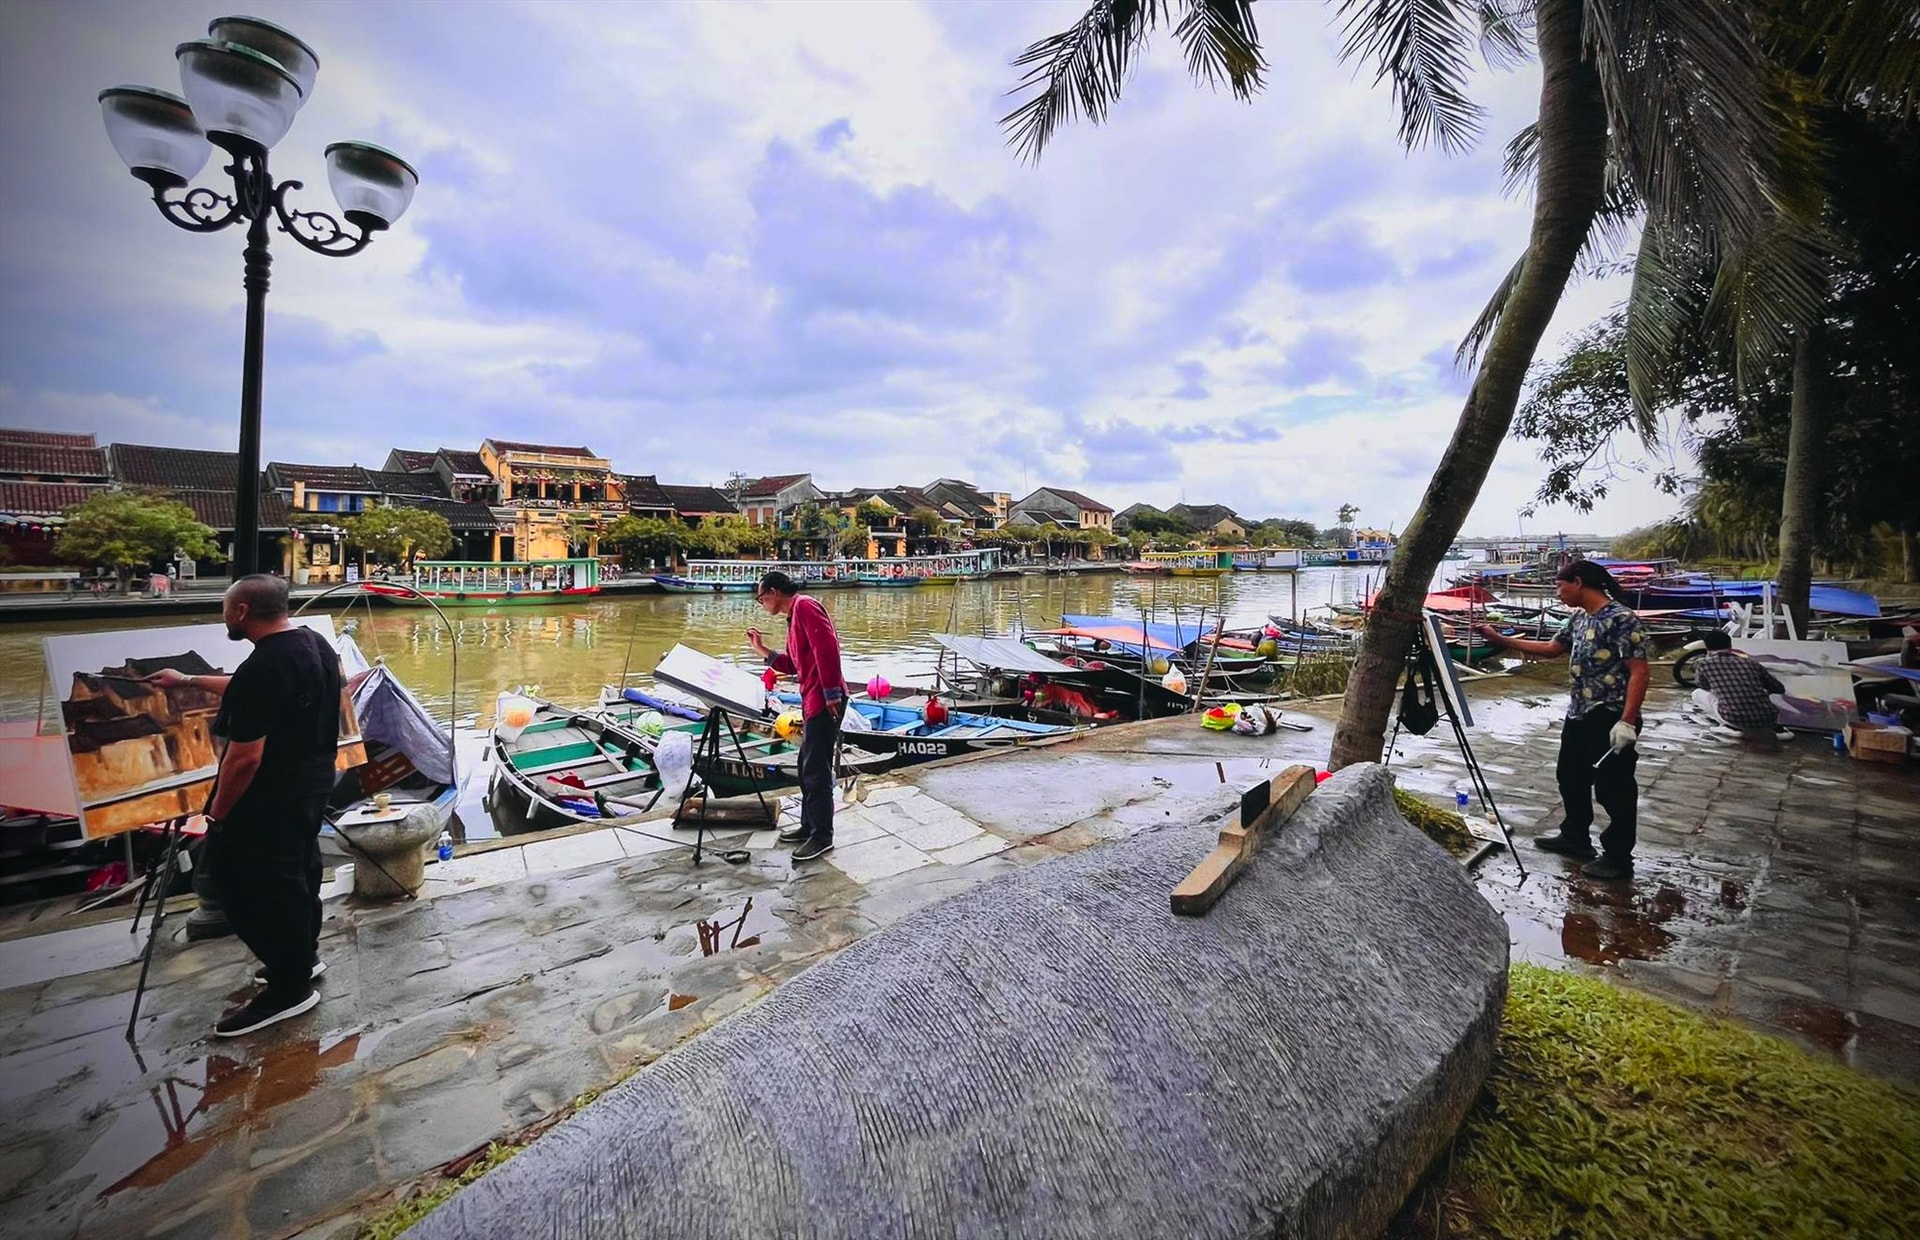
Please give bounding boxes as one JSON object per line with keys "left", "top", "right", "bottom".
{"left": 0, "top": 0, "right": 1675, "bottom": 536}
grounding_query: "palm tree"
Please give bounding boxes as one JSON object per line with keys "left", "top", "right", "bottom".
{"left": 1004, "top": 0, "right": 1903, "bottom": 767}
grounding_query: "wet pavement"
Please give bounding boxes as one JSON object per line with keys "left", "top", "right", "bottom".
{"left": 0, "top": 676, "right": 1913, "bottom": 1239}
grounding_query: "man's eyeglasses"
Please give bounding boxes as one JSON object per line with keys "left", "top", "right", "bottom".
{"left": 753, "top": 590, "right": 769, "bottom": 601}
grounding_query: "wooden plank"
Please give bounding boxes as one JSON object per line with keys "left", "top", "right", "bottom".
{"left": 1170, "top": 765, "right": 1317, "bottom": 917}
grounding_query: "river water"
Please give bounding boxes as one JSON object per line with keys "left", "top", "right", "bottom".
{"left": 1, "top": 563, "right": 1450, "bottom": 839}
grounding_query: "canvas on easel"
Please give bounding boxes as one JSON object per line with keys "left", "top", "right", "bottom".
{"left": 45, "top": 618, "right": 365, "bottom": 839}
{"left": 1421, "top": 611, "right": 1474, "bottom": 729}
{"left": 653, "top": 643, "right": 773, "bottom": 718}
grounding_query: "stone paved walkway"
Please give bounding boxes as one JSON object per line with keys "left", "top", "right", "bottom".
{"left": 0, "top": 677, "right": 1912, "bottom": 1239}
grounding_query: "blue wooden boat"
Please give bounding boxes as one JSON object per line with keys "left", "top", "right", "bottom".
{"left": 857, "top": 575, "right": 923, "bottom": 588}
{"left": 772, "top": 691, "right": 1086, "bottom": 764}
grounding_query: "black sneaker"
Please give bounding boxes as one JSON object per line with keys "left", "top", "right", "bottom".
{"left": 777, "top": 823, "right": 809, "bottom": 844}
{"left": 252, "top": 960, "right": 328, "bottom": 987}
{"left": 791, "top": 836, "right": 835, "bottom": 863}
{"left": 1581, "top": 855, "right": 1634, "bottom": 883}
{"left": 214, "top": 988, "right": 319, "bottom": 1038}
{"left": 1534, "top": 832, "right": 1598, "bottom": 860}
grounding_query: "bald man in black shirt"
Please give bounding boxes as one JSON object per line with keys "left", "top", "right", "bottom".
{"left": 145, "top": 574, "right": 342, "bottom": 1036}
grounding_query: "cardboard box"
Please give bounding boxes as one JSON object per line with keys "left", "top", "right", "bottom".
{"left": 1845, "top": 721, "right": 1913, "bottom": 765}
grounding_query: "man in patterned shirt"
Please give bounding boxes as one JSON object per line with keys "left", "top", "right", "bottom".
{"left": 1476, "top": 561, "right": 1650, "bottom": 881}
{"left": 1691, "top": 631, "right": 1791, "bottom": 738}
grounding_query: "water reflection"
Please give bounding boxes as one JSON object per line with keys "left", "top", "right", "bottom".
{"left": 3, "top": 565, "right": 1415, "bottom": 727}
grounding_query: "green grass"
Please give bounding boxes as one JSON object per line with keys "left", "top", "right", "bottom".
{"left": 1398, "top": 965, "right": 1920, "bottom": 1240}
{"left": 1285, "top": 652, "right": 1354, "bottom": 697}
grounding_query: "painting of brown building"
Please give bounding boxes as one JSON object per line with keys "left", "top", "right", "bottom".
{"left": 46, "top": 622, "right": 364, "bottom": 838}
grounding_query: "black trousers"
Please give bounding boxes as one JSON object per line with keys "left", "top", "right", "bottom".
{"left": 1555, "top": 706, "right": 1638, "bottom": 860}
{"left": 208, "top": 792, "right": 327, "bottom": 1000}
{"left": 798, "top": 711, "right": 840, "bottom": 842}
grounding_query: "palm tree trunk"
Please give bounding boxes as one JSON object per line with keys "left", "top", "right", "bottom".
{"left": 1902, "top": 520, "right": 1918, "bottom": 584}
{"left": 1776, "top": 326, "right": 1824, "bottom": 637}
{"left": 1329, "top": 0, "right": 1609, "bottom": 769}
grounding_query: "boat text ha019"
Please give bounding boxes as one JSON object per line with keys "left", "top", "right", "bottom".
{"left": 370, "top": 558, "right": 602, "bottom": 606}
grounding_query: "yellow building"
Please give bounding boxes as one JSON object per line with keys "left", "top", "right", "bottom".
{"left": 479, "top": 439, "right": 626, "bottom": 561}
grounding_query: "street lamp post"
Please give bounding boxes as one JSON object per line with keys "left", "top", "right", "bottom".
{"left": 99, "top": 16, "right": 417, "bottom": 576}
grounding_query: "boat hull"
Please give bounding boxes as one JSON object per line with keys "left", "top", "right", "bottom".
{"left": 368, "top": 584, "right": 600, "bottom": 606}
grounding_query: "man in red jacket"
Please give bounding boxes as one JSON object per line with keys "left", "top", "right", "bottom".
{"left": 747, "top": 570, "right": 846, "bottom": 862}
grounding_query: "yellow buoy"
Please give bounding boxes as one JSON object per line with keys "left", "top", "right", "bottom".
{"left": 774, "top": 710, "right": 804, "bottom": 740}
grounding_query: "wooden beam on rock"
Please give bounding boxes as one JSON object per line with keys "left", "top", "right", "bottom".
{"left": 1170, "top": 764, "right": 1316, "bottom": 917}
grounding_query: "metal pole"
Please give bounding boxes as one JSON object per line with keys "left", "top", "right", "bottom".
{"left": 233, "top": 153, "right": 272, "bottom": 577}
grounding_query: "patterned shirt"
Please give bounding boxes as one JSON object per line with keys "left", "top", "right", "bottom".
{"left": 1694, "top": 650, "right": 1786, "bottom": 730}
{"left": 1554, "top": 602, "right": 1651, "bottom": 718}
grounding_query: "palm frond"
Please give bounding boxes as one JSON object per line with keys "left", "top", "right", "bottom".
{"left": 1703, "top": 218, "right": 1842, "bottom": 391}
{"left": 1337, "top": 0, "right": 1487, "bottom": 152}
{"left": 1775, "top": 0, "right": 1920, "bottom": 116}
{"left": 1477, "top": 0, "right": 1535, "bottom": 71}
{"left": 1456, "top": 250, "right": 1526, "bottom": 367}
{"left": 1001, "top": 0, "right": 1265, "bottom": 164}
{"left": 1173, "top": 0, "right": 1267, "bottom": 97}
{"left": 1500, "top": 122, "right": 1537, "bottom": 196}
{"left": 1622, "top": 219, "right": 1701, "bottom": 429}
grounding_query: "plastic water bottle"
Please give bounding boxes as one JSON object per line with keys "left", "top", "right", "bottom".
{"left": 436, "top": 830, "right": 453, "bottom": 862}
{"left": 1454, "top": 781, "right": 1471, "bottom": 812}
{"left": 1832, "top": 730, "right": 1846, "bottom": 755}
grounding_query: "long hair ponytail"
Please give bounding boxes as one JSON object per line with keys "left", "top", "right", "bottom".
{"left": 1555, "top": 559, "right": 1625, "bottom": 603}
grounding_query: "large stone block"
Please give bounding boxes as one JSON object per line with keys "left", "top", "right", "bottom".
{"left": 411, "top": 765, "right": 1508, "bottom": 1239}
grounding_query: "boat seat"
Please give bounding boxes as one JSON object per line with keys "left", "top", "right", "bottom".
{"left": 575, "top": 767, "right": 655, "bottom": 790}
{"left": 510, "top": 741, "right": 607, "bottom": 773}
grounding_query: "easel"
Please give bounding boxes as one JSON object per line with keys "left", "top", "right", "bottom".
{"left": 125, "top": 814, "right": 191, "bottom": 1041}
{"left": 1383, "top": 625, "right": 1526, "bottom": 879}
{"left": 671, "top": 707, "right": 768, "bottom": 865}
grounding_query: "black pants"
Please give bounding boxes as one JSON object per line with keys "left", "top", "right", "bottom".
{"left": 1555, "top": 706, "right": 1638, "bottom": 860}
{"left": 208, "top": 793, "right": 327, "bottom": 1001}
{"left": 798, "top": 711, "right": 840, "bottom": 843}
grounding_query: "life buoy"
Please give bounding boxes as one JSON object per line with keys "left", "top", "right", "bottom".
{"left": 824, "top": 566, "right": 836, "bottom": 580}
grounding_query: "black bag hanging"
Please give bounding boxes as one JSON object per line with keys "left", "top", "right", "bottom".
{"left": 1397, "top": 647, "right": 1441, "bottom": 736}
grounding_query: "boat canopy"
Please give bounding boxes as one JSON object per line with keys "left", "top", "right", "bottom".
{"left": 930, "top": 634, "right": 1066, "bottom": 675}
{"left": 1058, "top": 613, "right": 1219, "bottom": 651}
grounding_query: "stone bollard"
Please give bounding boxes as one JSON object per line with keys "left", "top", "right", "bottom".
{"left": 340, "top": 803, "right": 441, "bottom": 901}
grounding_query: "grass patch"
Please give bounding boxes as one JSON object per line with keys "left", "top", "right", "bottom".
{"left": 1284, "top": 652, "right": 1353, "bottom": 697}
{"left": 1396, "top": 964, "right": 1920, "bottom": 1239}
{"left": 1391, "top": 785, "right": 1479, "bottom": 857}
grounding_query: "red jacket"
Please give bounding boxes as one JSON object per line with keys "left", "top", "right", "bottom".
{"left": 767, "top": 594, "right": 845, "bottom": 718}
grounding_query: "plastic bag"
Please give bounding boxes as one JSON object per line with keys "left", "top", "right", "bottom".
{"left": 839, "top": 706, "right": 872, "bottom": 732}
{"left": 653, "top": 729, "right": 694, "bottom": 795}
{"left": 494, "top": 693, "right": 538, "bottom": 743}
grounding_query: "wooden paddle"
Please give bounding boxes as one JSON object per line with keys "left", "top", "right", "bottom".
{"left": 1170, "top": 764, "right": 1316, "bottom": 917}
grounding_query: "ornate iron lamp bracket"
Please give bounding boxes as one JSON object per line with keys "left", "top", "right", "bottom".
{"left": 271, "top": 179, "right": 375, "bottom": 258}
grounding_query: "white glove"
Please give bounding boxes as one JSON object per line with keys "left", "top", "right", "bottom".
{"left": 1609, "top": 721, "right": 1638, "bottom": 752}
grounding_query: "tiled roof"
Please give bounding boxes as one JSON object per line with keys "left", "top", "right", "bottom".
{"left": 660, "top": 484, "right": 738, "bottom": 514}
{"left": 1040, "top": 487, "right": 1111, "bottom": 514}
{"left": 0, "top": 428, "right": 97, "bottom": 449}
{"left": 618, "top": 474, "right": 676, "bottom": 510}
{"left": 266, "top": 462, "right": 379, "bottom": 492}
{"left": 391, "top": 496, "right": 503, "bottom": 531}
{"left": 436, "top": 449, "right": 490, "bottom": 477}
{"left": 365, "top": 470, "right": 450, "bottom": 498}
{"left": 0, "top": 481, "right": 107, "bottom": 517}
{"left": 385, "top": 449, "right": 437, "bottom": 472}
{"left": 484, "top": 439, "right": 598, "bottom": 459}
{"left": 109, "top": 443, "right": 247, "bottom": 490}
{"left": 0, "top": 441, "right": 109, "bottom": 478}
{"left": 169, "top": 489, "right": 292, "bottom": 531}
{"left": 740, "top": 473, "right": 808, "bottom": 499}
{"left": 1169, "top": 503, "right": 1239, "bottom": 527}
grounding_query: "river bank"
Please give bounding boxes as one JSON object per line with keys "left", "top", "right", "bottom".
{"left": 0, "top": 674, "right": 1913, "bottom": 1238}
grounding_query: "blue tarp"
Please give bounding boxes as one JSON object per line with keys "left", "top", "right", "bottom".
{"left": 1641, "top": 582, "right": 1880, "bottom": 618}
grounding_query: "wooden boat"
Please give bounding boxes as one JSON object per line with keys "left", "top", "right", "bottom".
{"left": 857, "top": 575, "right": 923, "bottom": 588}
{"left": 321, "top": 644, "right": 459, "bottom": 864}
{"left": 594, "top": 689, "right": 894, "bottom": 794}
{"left": 372, "top": 557, "right": 601, "bottom": 606}
{"left": 773, "top": 692, "right": 1088, "bottom": 764}
{"left": 488, "top": 701, "right": 663, "bottom": 829}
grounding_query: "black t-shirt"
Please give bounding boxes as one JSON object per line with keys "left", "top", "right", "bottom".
{"left": 214, "top": 626, "right": 343, "bottom": 808}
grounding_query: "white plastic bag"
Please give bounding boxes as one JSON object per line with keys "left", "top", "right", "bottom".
{"left": 839, "top": 706, "right": 871, "bottom": 732}
{"left": 494, "top": 693, "right": 538, "bottom": 743}
{"left": 652, "top": 729, "right": 694, "bottom": 796}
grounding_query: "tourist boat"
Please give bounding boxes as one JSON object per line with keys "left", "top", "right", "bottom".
{"left": 487, "top": 700, "right": 663, "bottom": 829}
{"left": 770, "top": 691, "right": 1088, "bottom": 765}
{"left": 371, "top": 557, "right": 602, "bottom": 606}
{"left": 652, "top": 575, "right": 755, "bottom": 594}
{"left": 594, "top": 688, "right": 894, "bottom": 794}
{"left": 857, "top": 574, "right": 923, "bottom": 588}
{"left": 1230, "top": 549, "right": 1306, "bottom": 572}
{"left": 1138, "top": 550, "right": 1233, "bottom": 577}
{"left": 1126, "top": 560, "right": 1173, "bottom": 576}
{"left": 321, "top": 638, "right": 459, "bottom": 863}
